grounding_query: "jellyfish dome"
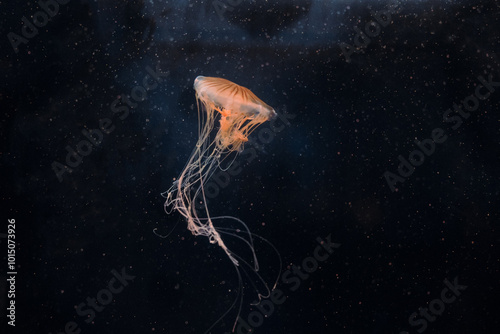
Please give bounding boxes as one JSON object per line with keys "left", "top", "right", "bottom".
{"left": 194, "top": 76, "right": 277, "bottom": 152}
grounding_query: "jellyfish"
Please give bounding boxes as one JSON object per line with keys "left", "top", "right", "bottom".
{"left": 164, "top": 76, "right": 276, "bottom": 264}
{"left": 162, "top": 76, "right": 279, "bottom": 332}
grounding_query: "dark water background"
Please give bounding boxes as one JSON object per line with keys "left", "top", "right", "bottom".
{"left": 1, "top": 0, "right": 499, "bottom": 333}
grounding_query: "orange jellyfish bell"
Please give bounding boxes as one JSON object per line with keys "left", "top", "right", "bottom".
{"left": 194, "top": 76, "right": 277, "bottom": 152}
{"left": 194, "top": 76, "right": 277, "bottom": 119}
